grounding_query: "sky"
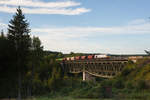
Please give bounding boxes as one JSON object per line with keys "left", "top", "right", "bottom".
{"left": 0, "top": 0, "right": 150, "bottom": 54}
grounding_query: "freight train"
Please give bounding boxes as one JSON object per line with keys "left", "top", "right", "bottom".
{"left": 63, "top": 54, "right": 109, "bottom": 61}
{"left": 60, "top": 50, "right": 150, "bottom": 61}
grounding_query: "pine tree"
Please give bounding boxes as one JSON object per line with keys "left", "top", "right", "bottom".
{"left": 7, "top": 6, "right": 31, "bottom": 100}
{"left": 0, "top": 30, "right": 4, "bottom": 37}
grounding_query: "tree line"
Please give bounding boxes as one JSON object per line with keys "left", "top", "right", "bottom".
{"left": 0, "top": 7, "right": 64, "bottom": 99}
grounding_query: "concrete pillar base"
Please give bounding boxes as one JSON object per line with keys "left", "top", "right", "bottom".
{"left": 83, "top": 71, "right": 95, "bottom": 81}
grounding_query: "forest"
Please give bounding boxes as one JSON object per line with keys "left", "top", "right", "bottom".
{"left": 1, "top": 7, "right": 150, "bottom": 100}
{"left": 0, "top": 7, "right": 65, "bottom": 98}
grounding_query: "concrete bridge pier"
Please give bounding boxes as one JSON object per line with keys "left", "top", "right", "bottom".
{"left": 83, "top": 71, "right": 86, "bottom": 81}
{"left": 83, "top": 71, "right": 95, "bottom": 81}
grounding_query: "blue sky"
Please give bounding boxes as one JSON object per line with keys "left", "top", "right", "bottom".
{"left": 0, "top": 0, "right": 150, "bottom": 54}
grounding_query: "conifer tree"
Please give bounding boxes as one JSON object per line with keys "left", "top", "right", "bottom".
{"left": 1, "top": 30, "right": 4, "bottom": 37}
{"left": 7, "top": 6, "right": 31, "bottom": 100}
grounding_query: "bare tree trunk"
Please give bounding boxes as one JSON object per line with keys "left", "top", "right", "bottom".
{"left": 27, "top": 85, "right": 31, "bottom": 97}
{"left": 31, "top": 58, "right": 35, "bottom": 97}
{"left": 18, "top": 59, "right": 22, "bottom": 100}
{"left": 18, "top": 70, "right": 21, "bottom": 100}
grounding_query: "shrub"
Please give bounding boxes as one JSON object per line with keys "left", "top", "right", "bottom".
{"left": 121, "top": 68, "right": 131, "bottom": 76}
{"left": 99, "top": 80, "right": 113, "bottom": 98}
{"left": 125, "top": 81, "right": 134, "bottom": 89}
{"left": 112, "top": 79, "right": 124, "bottom": 89}
{"left": 136, "top": 80, "right": 146, "bottom": 90}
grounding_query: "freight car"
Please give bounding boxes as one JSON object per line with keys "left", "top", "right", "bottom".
{"left": 62, "top": 54, "right": 109, "bottom": 61}
{"left": 66, "top": 57, "right": 70, "bottom": 61}
{"left": 81, "top": 56, "right": 87, "bottom": 60}
{"left": 71, "top": 57, "right": 75, "bottom": 60}
{"left": 75, "top": 56, "right": 80, "bottom": 60}
{"left": 87, "top": 55, "right": 94, "bottom": 59}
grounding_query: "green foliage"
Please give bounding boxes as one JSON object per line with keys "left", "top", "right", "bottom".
{"left": 98, "top": 80, "right": 113, "bottom": 98}
{"left": 6, "top": 7, "right": 32, "bottom": 99}
{"left": 48, "top": 62, "right": 62, "bottom": 90}
{"left": 120, "top": 61, "right": 135, "bottom": 78}
{"left": 112, "top": 78, "right": 124, "bottom": 89}
{"left": 125, "top": 81, "right": 134, "bottom": 89}
{"left": 64, "top": 52, "right": 84, "bottom": 57}
{"left": 0, "top": 33, "right": 17, "bottom": 98}
{"left": 0, "top": 7, "right": 64, "bottom": 98}
{"left": 136, "top": 80, "right": 147, "bottom": 90}
{"left": 8, "top": 6, "right": 31, "bottom": 59}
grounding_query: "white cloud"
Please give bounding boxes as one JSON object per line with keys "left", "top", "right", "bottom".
{"left": 0, "top": 18, "right": 149, "bottom": 53}
{"left": 0, "top": 0, "right": 80, "bottom": 8}
{"left": 0, "top": 21, "right": 7, "bottom": 33}
{"left": 128, "top": 19, "right": 148, "bottom": 25}
{"left": 0, "top": 22, "right": 7, "bottom": 28}
{"left": 0, "top": 0, "right": 91, "bottom": 15}
{"left": 32, "top": 19, "right": 150, "bottom": 53}
{"left": 32, "top": 20, "right": 150, "bottom": 38}
{"left": 0, "top": 6, "right": 90, "bottom": 15}
{"left": 32, "top": 31, "right": 108, "bottom": 53}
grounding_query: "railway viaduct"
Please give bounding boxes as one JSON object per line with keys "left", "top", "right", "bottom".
{"left": 61, "top": 57, "right": 129, "bottom": 81}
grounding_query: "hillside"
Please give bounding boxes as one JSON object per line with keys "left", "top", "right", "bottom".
{"left": 117, "top": 58, "right": 150, "bottom": 87}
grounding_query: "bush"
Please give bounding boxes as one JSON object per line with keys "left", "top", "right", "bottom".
{"left": 121, "top": 68, "right": 131, "bottom": 76}
{"left": 125, "top": 81, "right": 134, "bottom": 89}
{"left": 112, "top": 79, "right": 124, "bottom": 89}
{"left": 136, "top": 80, "right": 146, "bottom": 90}
{"left": 99, "top": 80, "right": 113, "bottom": 98}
